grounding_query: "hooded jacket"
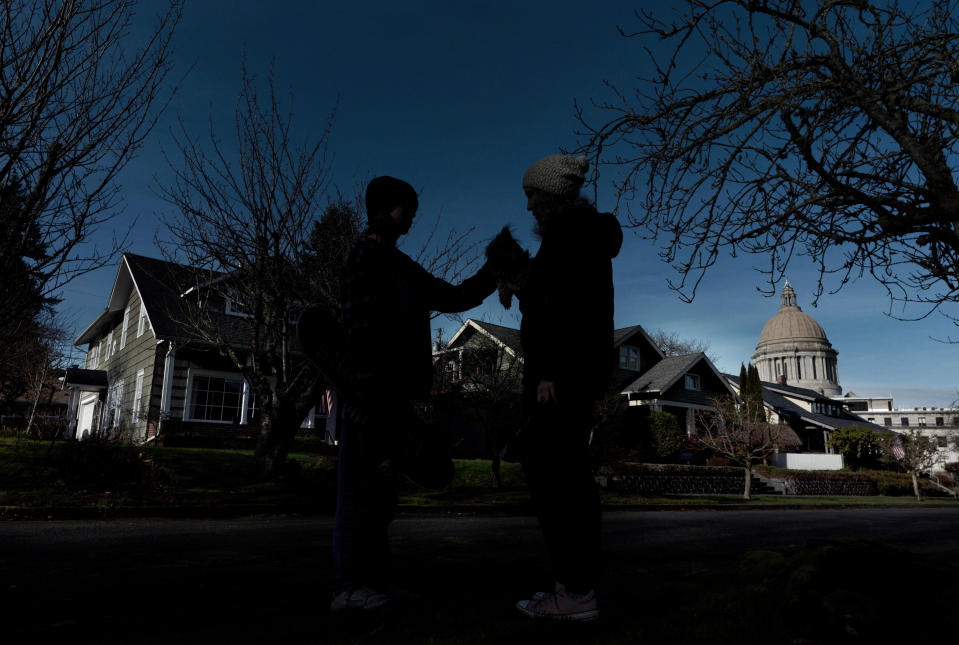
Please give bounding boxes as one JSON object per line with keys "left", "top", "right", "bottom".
{"left": 517, "top": 203, "right": 622, "bottom": 399}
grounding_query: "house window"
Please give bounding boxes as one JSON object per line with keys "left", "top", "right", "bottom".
{"left": 796, "top": 357, "right": 802, "bottom": 380}
{"left": 619, "top": 346, "right": 640, "bottom": 371}
{"left": 225, "top": 290, "right": 253, "bottom": 317}
{"left": 106, "top": 378, "right": 125, "bottom": 429}
{"left": 120, "top": 307, "right": 130, "bottom": 349}
{"left": 131, "top": 370, "right": 144, "bottom": 423}
{"left": 918, "top": 416, "right": 927, "bottom": 427}
{"left": 187, "top": 373, "right": 245, "bottom": 423}
{"left": 684, "top": 373, "right": 701, "bottom": 390}
{"left": 935, "top": 417, "right": 944, "bottom": 426}
{"left": 88, "top": 343, "right": 99, "bottom": 369}
{"left": 953, "top": 417, "right": 959, "bottom": 427}
{"left": 137, "top": 303, "right": 148, "bottom": 337}
{"left": 884, "top": 418, "right": 892, "bottom": 426}
{"left": 936, "top": 435, "right": 948, "bottom": 448}
{"left": 185, "top": 371, "right": 258, "bottom": 424}
{"left": 901, "top": 417, "right": 910, "bottom": 426}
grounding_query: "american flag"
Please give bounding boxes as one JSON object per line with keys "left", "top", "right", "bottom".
{"left": 891, "top": 439, "right": 905, "bottom": 461}
{"left": 319, "top": 389, "right": 334, "bottom": 417}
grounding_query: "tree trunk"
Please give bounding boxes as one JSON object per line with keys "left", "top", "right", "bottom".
{"left": 743, "top": 465, "right": 752, "bottom": 500}
{"left": 254, "top": 411, "right": 299, "bottom": 478}
{"left": 490, "top": 453, "right": 501, "bottom": 489}
{"left": 911, "top": 471, "right": 922, "bottom": 502}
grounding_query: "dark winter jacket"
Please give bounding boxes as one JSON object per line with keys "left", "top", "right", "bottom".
{"left": 517, "top": 204, "right": 622, "bottom": 399}
{"left": 342, "top": 236, "right": 495, "bottom": 404}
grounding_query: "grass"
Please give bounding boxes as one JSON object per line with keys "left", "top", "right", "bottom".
{"left": 1, "top": 437, "right": 956, "bottom": 516}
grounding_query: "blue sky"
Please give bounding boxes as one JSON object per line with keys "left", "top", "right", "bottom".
{"left": 57, "top": 0, "right": 958, "bottom": 409}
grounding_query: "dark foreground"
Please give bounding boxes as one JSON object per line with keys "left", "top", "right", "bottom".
{"left": 5, "top": 508, "right": 959, "bottom": 644}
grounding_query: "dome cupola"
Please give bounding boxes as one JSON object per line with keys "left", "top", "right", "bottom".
{"left": 751, "top": 281, "right": 841, "bottom": 395}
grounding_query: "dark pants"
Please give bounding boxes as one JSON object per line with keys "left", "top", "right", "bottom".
{"left": 520, "top": 387, "right": 601, "bottom": 593}
{"left": 332, "top": 404, "right": 406, "bottom": 589}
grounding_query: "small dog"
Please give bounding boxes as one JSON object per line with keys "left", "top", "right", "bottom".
{"left": 485, "top": 226, "right": 530, "bottom": 309}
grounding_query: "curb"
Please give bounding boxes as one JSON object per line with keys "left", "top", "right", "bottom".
{"left": 4, "top": 500, "right": 949, "bottom": 520}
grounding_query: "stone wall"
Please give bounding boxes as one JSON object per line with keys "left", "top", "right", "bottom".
{"left": 777, "top": 478, "right": 877, "bottom": 496}
{"left": 597, "top": 463, "right": 883, "bottom": 496}
{"left": 597, "top": 463, "right": 745, "bottom": 495}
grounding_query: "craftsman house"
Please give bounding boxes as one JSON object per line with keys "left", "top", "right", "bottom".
{"left": 63, "top": 253, "right": 330, "bottom": 444}
{"left": 434, "top": 319, "right": 737, "bottom": 451}
{"left": 725, "top": 374, "right": 889, "bottom": 469}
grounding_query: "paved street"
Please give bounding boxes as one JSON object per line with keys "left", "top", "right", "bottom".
{"left": 4, "top": 507, "right": 958, "bottom": 642}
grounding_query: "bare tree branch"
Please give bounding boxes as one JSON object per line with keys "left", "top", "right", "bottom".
{"left": 0, "top": 0, "right": 182, "bottom": 325}
{"left": 578, "top": 0, "right": 959, "bottom": 330}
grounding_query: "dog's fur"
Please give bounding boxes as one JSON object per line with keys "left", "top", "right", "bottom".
{"left": 485, "top": 226, "right": 530, "bottom": 309}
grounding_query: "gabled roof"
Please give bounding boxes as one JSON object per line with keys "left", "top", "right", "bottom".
{"left": 622, "top": 352, "right": 736, "bottom": 399}
{"left": 74, "top": 253, "right": 235, "bottom": 346}
{"left": 445, "top": 319, "right": 522, "bottom": 356}
{"left": 623, "top": 354, "right": 701, "bottom": 394}
{"left": 613, "top": 325, "right": 665, "bottom": 359}
{"left": 63, "top": 367, "right": 108, "bottom": 390}
{"left": 726, "top": 374, "right": 890, "bottom": 433}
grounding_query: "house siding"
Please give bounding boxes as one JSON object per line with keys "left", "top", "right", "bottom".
{"left": 82, "top": 287, "right": 159, "bottom": 441}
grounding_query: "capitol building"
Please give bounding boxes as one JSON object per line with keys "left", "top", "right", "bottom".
{"left": 750, "top": 282, "right": 958, "bottom": 468}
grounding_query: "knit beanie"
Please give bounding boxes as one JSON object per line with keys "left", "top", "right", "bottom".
{"left": 365, "top": 176, "right": 419, "bottom": 218}
{"left": 521, "top": 154, "right": 588, "bottom": 197}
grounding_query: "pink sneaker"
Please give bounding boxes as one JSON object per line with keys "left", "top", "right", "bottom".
{"left": 516, "top": 584, "right": 599, "bottom": 621}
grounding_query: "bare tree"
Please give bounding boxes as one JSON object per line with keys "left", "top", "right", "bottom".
{"left": 578, "top": 0, "right": 959, "bottom": 329}
{"left": 160, "top": 65, "right": 335, "bottom": 476}
{"left": 647, "top": 328, "right": 717, "bottom": 364}
{"left": 883, "top": 428, "right": 940, "bottom": 501}
{"left": 22, "top": 311, "right": 72, "bottom": 439}
{"left": 0, "top": 0, "right": 181, "bottom": 330}
{"left": 161, "top": 67, "right": 486, "bottom": 476}
{"left": 697, "top": 395, "right": 800, "bottom": 499}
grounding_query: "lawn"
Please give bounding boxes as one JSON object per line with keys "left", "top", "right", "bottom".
{"left": 1, "top": 437, "right": 955, "bottom": 517}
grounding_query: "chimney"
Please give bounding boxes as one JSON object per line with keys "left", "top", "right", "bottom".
{"left": 432, "top": 328, "right": 444, "bottom": 353}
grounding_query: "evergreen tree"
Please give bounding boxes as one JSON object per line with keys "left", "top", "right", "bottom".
{"left": 745, "top": 363, "right": 766, "bottom": 422}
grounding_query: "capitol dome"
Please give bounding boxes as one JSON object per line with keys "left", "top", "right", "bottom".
{"left": 751, "top": 282, "right": 841, "bottom": 396}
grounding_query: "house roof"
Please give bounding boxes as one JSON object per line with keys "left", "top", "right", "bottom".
{"left": 470, "top": 320, "right": 522, "bottom": 352}
{"left": 445, "top": 319, "right": 522, "bottom": 356}
{"left": 74, "top": 253, "right": 246, "bottom": 347}
{"left": 613, "top": 325, "right": 665, "bottom": 359}
{"left": 63, "top": 367, "right": 108, "bottom": 390}
{"left": 622, "top": 353, "right": 701, "bottom": 394}
{"left": 726, "top": 374, "right": 890, "bottom": 433}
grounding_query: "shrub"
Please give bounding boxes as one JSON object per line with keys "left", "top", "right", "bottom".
{"left": 649, "top": 411, "right": 686, "bottom": 462}
{"left": 827, "top": 426, "right": 884, "bottom": 470}
{"left": 47, "top": 440, "right": 170, "bottom": 491}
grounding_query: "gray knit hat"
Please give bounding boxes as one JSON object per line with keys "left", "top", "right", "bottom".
{"left": 521, "top": 154, "right": 588, "bottom": 196}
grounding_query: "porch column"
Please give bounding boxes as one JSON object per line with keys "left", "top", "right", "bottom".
{"left": 160, "top": 341, "right": 177, "bottom": 420}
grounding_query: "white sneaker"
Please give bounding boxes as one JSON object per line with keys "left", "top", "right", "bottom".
{"left": 516, "top": 584, "right": 599, "bottom": 621}
{"left": 330, "top": 586, "right": 391, "bottom": 612}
